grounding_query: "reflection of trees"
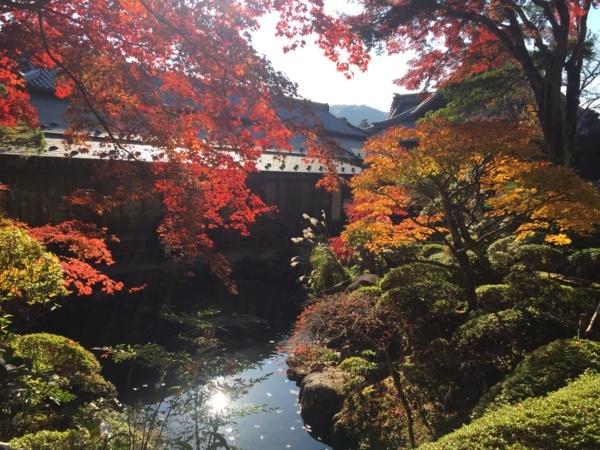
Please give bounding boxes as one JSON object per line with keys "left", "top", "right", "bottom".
{"left": 109, "top": 309, "right": 270, "bottom": 449}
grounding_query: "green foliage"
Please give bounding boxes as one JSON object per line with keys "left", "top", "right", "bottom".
{"left": 473, "top": 339, "right": 600, "bottom": 419}
{"left": 418, "top": 244, "right": 446, "bottom": 260}
{"left": 453, "top": 308, "right": 569, "bottom": 366}
{"left": 291, "top": 213, "right": 353, "bottom": 292}
{"left": 428, "top": 65, "right": 534, "bottom": 124}
{"left": 567, "top": 248, "right": 600, "bottom": 280}
{"left": 419, "top": 371, "right": 600, "bottom": 450}
{"left": 336, "top": 376, "right": 432, "bottom": 449}
{"left": 380, "top": 263, "right": 454, "bottom": 292}
{"left": 486, "top": 236, "right": 564, "bottom": 277}
{"left": 0, "top": 220, "right": 67, "bottom": 304}
{"left": 486, "top": 236, "right": 519, "bottom": 276}
{"left": 503, "top": 274, "right": 597, "bottom": 330}
{"left": 0, "top": 122, "right": 46, "bottom": 154}
{"left": 13, "top": 333, "right": 115, "bottom": 397}
{"left": 1, "top": 331, "right": 119, "bottom": 440}
{"left": 8, "top": 429, "right": 93, "bottom": 450}
{"left": 382, "top": 264, "right": 464, "bottom": 325}
{"left": 475, "top": 284, "right": 512, "bottom": 311}
{"left": 339, "top": 356, "right": 378, "bottom": 383}
{"left": 512, "top": 244, "right": 565, "bottom": 273}
{"left": 309, "top": 242, "right": 348, "bottom": 292}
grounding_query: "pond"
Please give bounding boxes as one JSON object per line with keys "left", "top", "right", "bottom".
{"left": 216, "top": 342, "right": 330, "bottom": 450}
{"left": 32, "top": 255, "right": 328, "bottom": 448}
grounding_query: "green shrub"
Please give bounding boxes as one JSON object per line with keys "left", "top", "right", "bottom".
{"left": 380, "top": 263, "right": 453, "bottom": 292}
{"left": 386, "top": 282, "right": 463, "bottom": 321}
{"left": 427, "top": 251, "right": 457, "bottom": 267}
{"left": 339, "top": 356, "right": 378, "bottom": 380}
{"left": 486, "top": 236, "right": 555, "bottom": 277}
{"left": 9, "top": 429, "right": 93, "bottom": 450}
{"left": 486, "top": 236, "right": 519, "bottom": 275}
{"left": 13, "top": 333, "right": 115, "bottom": 397}
{"left": 567, "top": 248, "right": 600, "bottom": 280}
{"left": 503, "top": 275, "right": 597, "bottom": 330}
{"left": 336, "top": 376, "right": 432, "bottom": 449}
{"left": 472, "top": 339, "right": 600, "bottom": 418}
{"left": 309, "top": 242, "right": 348, "bottom": 291}
{"left": 453, "top": 308, "right": 569, "bottom": 366}
{"left": 419, "top": 371, "right": 600, "bottom": 450}
{"left": 418, "top": 244, "right": 446, "bottom": 259}
{"left": 475, "top": 284, "right": 512, "bottom": 311}
{"left": 512, "top": 244, "right": 564, "bottom": 272}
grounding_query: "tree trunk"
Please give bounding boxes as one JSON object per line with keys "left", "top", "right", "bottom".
{"left": 439, "top": 189, "right": 479, "bottom": 310}
{"left": 381, "top": 346, "right": 417, "bottom": 449}
{"left": 454, "top": 250, "right": 479, "bottom": 311}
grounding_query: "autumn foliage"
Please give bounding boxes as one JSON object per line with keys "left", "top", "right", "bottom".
{"left": 28, "top": 220, "right": 124, "bottom": 296}
{"left": 0, "top": 0, "right": 353, "bottom": 286}
{"left": 273, "top": 0, "right": 597, "bottom": 166}
{"left": 343, "top": 118, "right": 600, "bottom": 309}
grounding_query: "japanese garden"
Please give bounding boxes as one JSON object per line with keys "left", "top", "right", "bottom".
{"left": 1, "top": 1, "right": 600, "bottom": 449}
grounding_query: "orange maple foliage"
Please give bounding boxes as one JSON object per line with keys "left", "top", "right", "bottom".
{"left": 0, "top": 0, "right": 348, "bottom": 289}
{"left": 343, "top": 118, "right": 600, "bottom": 309}
{"left": 28, "top": 221, "right": 125, "bottom": 296}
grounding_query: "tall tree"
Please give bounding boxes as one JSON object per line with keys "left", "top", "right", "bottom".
{"left": 0, "top": 0, "right": 343, "bottom": 285}
{"left": 272, "top": 0, "right": 598, "bottom": 167}
{"left": 343, "top": 118, "right": 600, "bottom": 310}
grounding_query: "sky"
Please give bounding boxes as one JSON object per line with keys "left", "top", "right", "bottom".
{"left": 252, "top": 5, "right": 600, "bottom": 114}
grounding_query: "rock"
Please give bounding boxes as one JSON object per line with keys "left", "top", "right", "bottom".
{"left": 345, "top": 273, "right": 380, "bottom": 292}
{"left": 299, "top": 369, "right": 346, "bottom": 445}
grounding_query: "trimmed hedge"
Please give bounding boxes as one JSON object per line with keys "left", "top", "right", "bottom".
{"left": 418, "top": 371, "right": 600, "bottom": 450}
{"left": 13, "top": 333, "right": 115, "bottom": 397}
{"left": 380, "top": 263, "right": 454, "bottom": 292}
{"left": 453, "top": 308, "right": 569, "bottom": 364}
{"left": 472, "top": 339, "right": 600, "bottom": 419}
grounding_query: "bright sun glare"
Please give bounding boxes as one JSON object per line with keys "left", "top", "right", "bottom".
{"left": 208, "top": 391, "right": 230, "bottom": 415}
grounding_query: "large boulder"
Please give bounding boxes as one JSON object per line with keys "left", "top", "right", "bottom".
{"left": 299, "top": 369, "right": 346, "bottom": 445}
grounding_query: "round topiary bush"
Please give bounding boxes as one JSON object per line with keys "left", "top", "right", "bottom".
{"left": 475, "top": 284, "right": 512, "bottom": 311}
{"left": 453, "top": 308, "right": 569, "bottom": 366}
{"left": 567, "top": 248, "right": 600, "bottom": 280}
{"left": 13, "top": 333, "right": 115, "bottom": 397}
{"left": 380, "top": 263, "right": 454, "bottom": 292}
{"left": 512, "top": 244, "right": 565, "bottom": 273}
{"left": 472, "top": 339, "right": 600, "bottom": 419}
{"left": 419, "top": 371, "right": 600, "bottom": 450}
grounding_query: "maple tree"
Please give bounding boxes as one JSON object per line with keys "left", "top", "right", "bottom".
{"left": 342, "top": 118, "right": 600, "bottom": 310}
{"left": 273, "top": 0, "right": 597, "bottom": 167}
{"left": 0, "top": 0, "right": 349, "bottom": 286}
{"left": 0, "top": 217, "right": 124, "bottom": 302}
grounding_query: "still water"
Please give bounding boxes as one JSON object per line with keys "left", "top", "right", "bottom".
{"left": 218, "top": 344, "right": 331, "bottom": 450}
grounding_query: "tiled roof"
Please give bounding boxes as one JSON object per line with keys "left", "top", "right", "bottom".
{"left": 10, "top": 89, "right": 365, "bottom": 174}
{"left": 369, "top": 91, "right": 446, "bottom": 132}
{"left": 387, "top": 93, "right": 423, "bottom": 118}
{"left": 21, "top": 64, "right": 57, "bottom": 93}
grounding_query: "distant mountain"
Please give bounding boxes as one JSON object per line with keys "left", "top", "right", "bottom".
{"left": 329, "top": 104, "right": 388, "bottom": 128}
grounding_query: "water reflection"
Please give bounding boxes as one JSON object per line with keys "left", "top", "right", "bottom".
{"left": 208, "top": 390, "right": 231, "bottom": 415}
{"left": 218, "top": 349, "right": 331, "bottom": 450}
